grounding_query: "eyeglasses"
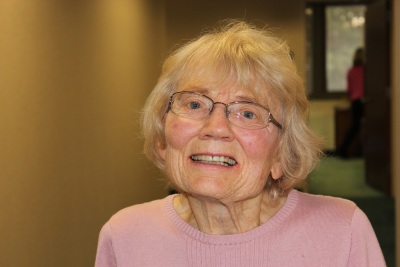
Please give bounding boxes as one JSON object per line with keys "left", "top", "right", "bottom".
{"left": 167, "top": 91, "right": 283, "bottom": 130}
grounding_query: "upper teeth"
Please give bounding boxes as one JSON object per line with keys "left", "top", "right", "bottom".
{"left": 190, "top": 155, "right": 237, "bottom": 166}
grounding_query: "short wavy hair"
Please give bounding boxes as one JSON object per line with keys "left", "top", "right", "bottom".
{"left": 141, "top": 21, "right": 322, "bottom": 200}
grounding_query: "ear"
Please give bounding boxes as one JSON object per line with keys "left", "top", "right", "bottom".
{"left": 157, "top": 141, "right": 166, "bottom": 160}
{"left": 270, "top": 162, "right": 283, "bottom": 180}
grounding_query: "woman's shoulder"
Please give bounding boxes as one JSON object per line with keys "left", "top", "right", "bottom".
{"left": 296, "top": 190, "right": 356, "bottom": 207}
{"left": 106, "top": 194, "right": 174, "bottom": 231}
{"left": 293, "top": 190, "right": 358, "bottom": 224}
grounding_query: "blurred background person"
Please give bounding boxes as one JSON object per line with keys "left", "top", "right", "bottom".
{"left": 337, "top": 47, "right": 365, "bottom": 158}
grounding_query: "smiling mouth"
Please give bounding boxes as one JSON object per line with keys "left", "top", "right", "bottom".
{"left": 190, "top": 155, "right": 237, "bottom": 166}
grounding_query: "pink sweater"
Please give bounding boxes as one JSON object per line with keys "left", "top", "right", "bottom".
{"left": 95, "top": 190, "right": 386, "bottom": 266}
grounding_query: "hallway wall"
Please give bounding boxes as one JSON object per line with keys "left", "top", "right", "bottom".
{"left": 0, "top": 1, "right": 167, "bottom": 266}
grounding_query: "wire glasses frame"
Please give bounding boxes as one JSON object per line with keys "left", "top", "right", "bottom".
{"left": 166, "top": 91, "right": 283, "bottom": 130}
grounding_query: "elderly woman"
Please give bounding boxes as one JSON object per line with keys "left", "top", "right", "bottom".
{"left": 95, "top": 21, "right": 385, "bottom": 266}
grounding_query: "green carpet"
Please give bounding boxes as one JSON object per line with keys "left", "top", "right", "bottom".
{"left": 309, "top": 157, "right": 383, "bottom": 198}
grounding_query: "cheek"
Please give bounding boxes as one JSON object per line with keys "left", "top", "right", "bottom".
{"left": 164, "top": 116, "right": 198, "bottom": 150}
{"left": 240, "top": 131, "right": 276, "bottom": 159}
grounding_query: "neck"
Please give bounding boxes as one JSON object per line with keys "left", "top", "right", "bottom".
{"left": 173, "top": 191, "right": 286, "bottom": 235}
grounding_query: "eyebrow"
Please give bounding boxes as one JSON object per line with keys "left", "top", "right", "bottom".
{"left": 235, "top": 95, "right": 256, "bottom": 103}
{"left": 183, "top": 87, "right": 208, "bottom": 95}
{"left": 180, "top": 87, "right": 257, "bottom": 103}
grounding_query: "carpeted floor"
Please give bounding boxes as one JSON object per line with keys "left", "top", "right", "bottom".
{"left": 308, "top": 157, "right": 395, "bottom": 266}
{"left": 308, "top": 157, "right": 383, "bottom": 198}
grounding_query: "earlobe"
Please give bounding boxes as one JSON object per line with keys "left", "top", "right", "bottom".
{"left": 157, "top": 141, "right": 166, "bottom": 160}
{"left": 271, "top": 162, "right": 283, "bottom": 180}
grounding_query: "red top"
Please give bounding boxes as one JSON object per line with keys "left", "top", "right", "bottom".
{"left": 347, "top": 65, "right": 365, "bottom": 100}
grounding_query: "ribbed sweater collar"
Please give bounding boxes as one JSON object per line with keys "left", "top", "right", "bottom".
{"left": 163, "top": 190, "right": 298, "bottom": 245}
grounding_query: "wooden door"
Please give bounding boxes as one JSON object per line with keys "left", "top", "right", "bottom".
{"left": 364, "top": 0, "right": 391, "bottom": 194}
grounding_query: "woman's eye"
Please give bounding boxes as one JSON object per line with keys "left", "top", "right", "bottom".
{"left": 241, "top": 111, "right": 256, "bottom": 119}
{"left": 188, "top": 101, "right": 202, "bottom": 109}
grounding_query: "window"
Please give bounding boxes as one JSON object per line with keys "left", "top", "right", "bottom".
{"left": 306, "top": 4, "right": 366, "bottom": 98}
{"left": 326, "top": 5, "right": 366, "bottom": 92}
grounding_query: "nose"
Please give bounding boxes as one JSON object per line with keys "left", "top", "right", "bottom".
{"left": 198, "top": 103, "right": 234, "bottom": 141}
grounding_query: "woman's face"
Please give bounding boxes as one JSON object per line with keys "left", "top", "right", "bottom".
{"left": 159, "top": 80, "right": 282, "bottom": 204}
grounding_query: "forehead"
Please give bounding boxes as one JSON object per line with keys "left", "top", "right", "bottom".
{"left": 178, "top": 80, "right": 252, "bottom": 101}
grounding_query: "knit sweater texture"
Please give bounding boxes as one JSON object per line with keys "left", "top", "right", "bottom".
{"left": 95, "top": 190, "right": 386, "bottom": 267}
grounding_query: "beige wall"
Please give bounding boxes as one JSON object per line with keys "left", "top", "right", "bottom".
{"left": 0, "top": 1, "right": 167, "bottom": 266}
{"left": 0, "top": 1, "right": 308, "bottom": 266}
